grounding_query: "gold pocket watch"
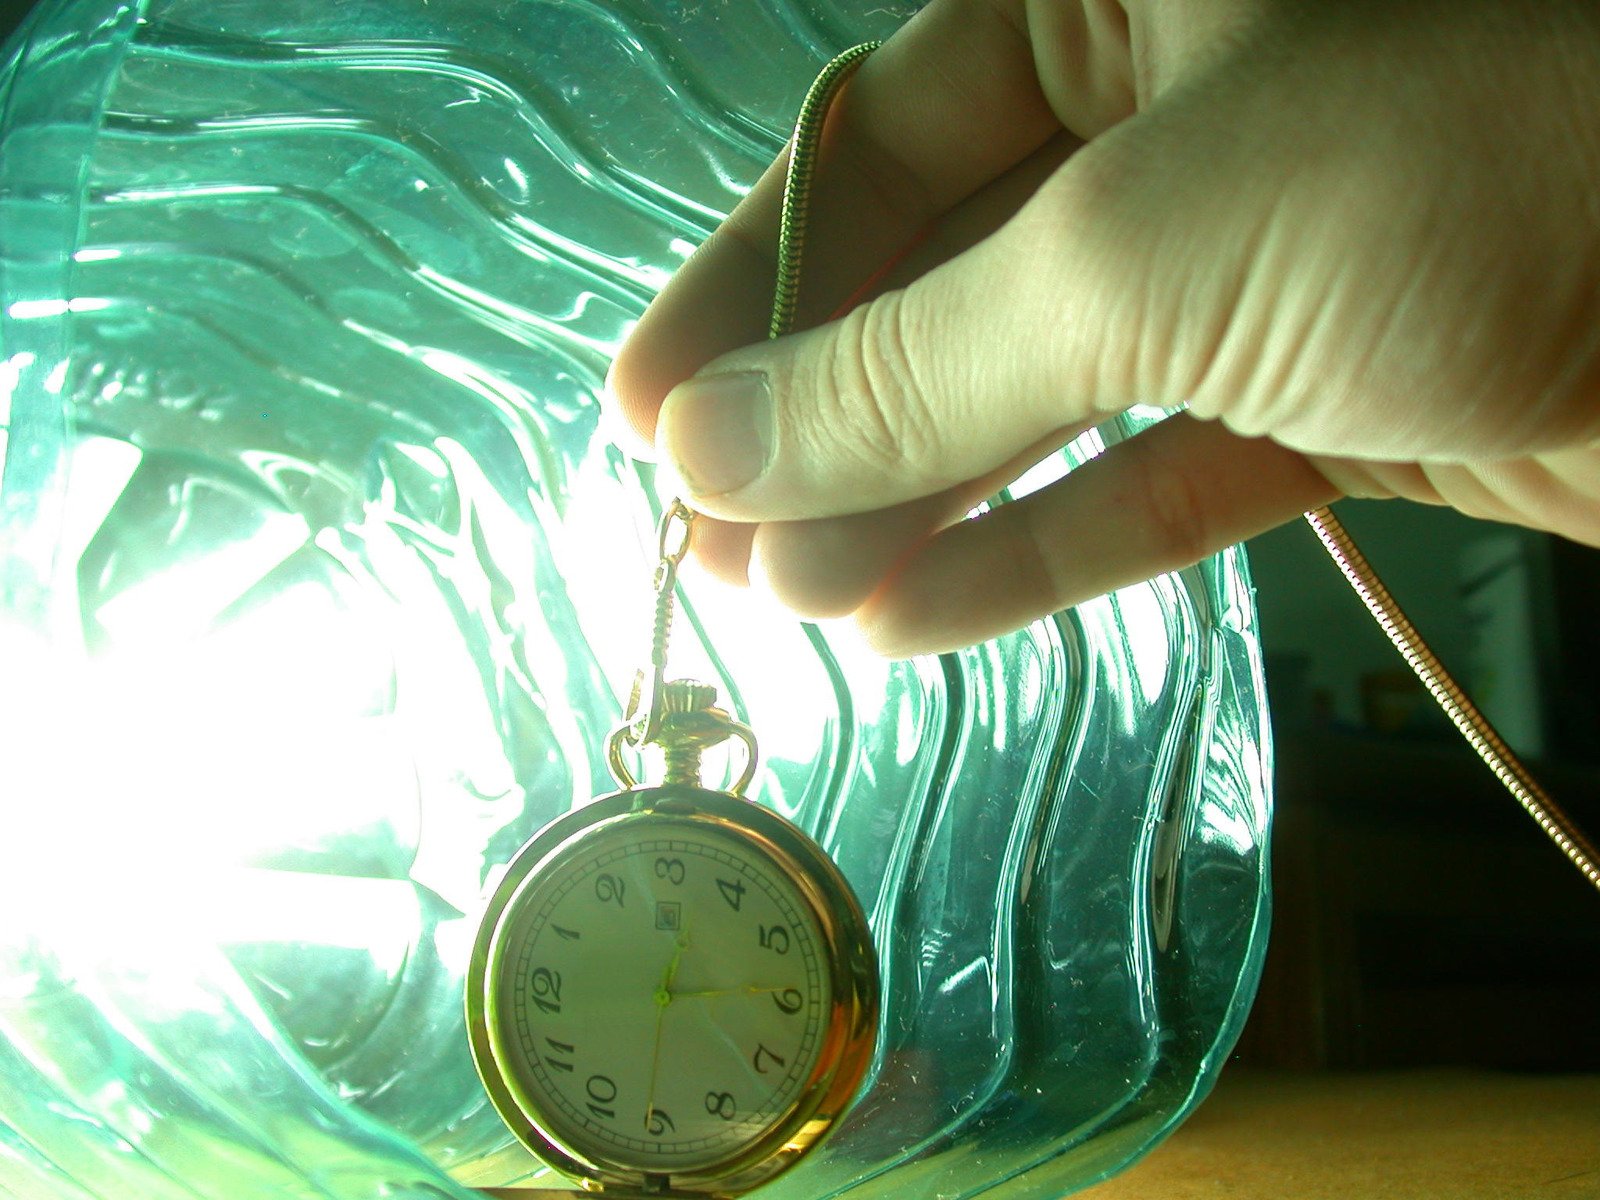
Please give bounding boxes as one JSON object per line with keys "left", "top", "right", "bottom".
{"left": 466, "top": 509, "right": 879, "bottom": 1199}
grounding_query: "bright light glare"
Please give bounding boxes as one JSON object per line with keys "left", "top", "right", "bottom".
{"left": 0, "top": 435, "right": 425, "bottom": 969}
{"left": 0, "top": 612, "right": 420, "bottom": 956}
{"left": 1108, "top": 583, "right": 1172, "bottom": 706}
{"left": 1196, "top": 796, "right": 1256, "bottom": 855}
{"left": 93, "top": 511, "right": 308, "bottom": 639}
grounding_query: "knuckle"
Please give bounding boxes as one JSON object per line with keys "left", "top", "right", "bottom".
{"left": 1035, "top": 133, "right": 1141, "bottom": 232}
{"left": 1127, "top": 434, "right": 1215, "bottom": 569}
{"left": 818, "top": 292, "right": 944, "bottom": 483}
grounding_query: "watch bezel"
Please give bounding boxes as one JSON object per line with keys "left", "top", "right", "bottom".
{"left": 465, "top": 784, "right": 878, "bottom": 1197}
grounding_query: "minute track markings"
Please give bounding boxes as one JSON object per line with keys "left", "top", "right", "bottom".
{"left": 505, "top": 830, "right": 827, "bottom": 1158}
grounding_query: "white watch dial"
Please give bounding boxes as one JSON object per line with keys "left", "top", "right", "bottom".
{"left": 487, "top": 818, "right": 832, "bottom": 1174}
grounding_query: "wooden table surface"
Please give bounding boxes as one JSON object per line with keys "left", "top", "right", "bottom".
{"left": 1081, "top": 1068, "right": 1600, "bottom": 1200}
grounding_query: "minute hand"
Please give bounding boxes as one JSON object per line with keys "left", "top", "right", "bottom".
{"left": 642, "top": 927, "right": 691, "bottom": 1129}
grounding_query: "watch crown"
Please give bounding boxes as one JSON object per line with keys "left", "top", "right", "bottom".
{"left": 661, "top": 679, "right": 719, "bottom": 715}
{"left": 606, "top": 678, "right": 758, "bottom": 795}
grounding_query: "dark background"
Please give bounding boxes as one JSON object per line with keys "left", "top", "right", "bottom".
{"left": 5, "top": 2, "right": 1597, "bottom": 1073}
{"left": 2, "top": 1, "right": 30, "bottom": 49}
{"left": 1238, "top": 501, "right": 1600, "bottom": 1072}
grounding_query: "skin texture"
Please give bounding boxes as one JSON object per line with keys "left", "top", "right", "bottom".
{"left": 607, "top": 0, "right": 1600, "bottom": 658}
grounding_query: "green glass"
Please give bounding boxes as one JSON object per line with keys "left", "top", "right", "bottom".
{"left": 0, "top": 2, "right": 1273, "bottom": 1197}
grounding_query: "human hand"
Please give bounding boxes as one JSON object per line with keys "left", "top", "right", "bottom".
{"left": 607, "top": 0, "right": 1600, "bottom": 657}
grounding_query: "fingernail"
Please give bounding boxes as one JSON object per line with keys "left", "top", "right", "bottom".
{"left": 660, "top": 370, "right": 774, "bottom": 497}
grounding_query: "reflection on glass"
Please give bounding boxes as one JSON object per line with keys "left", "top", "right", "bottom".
{"left": 0, "top": 2, "right": 1271, "bottom": 1197}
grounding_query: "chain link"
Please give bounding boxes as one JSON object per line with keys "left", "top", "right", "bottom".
{"left": 620, "top": 502, "right": 696, "bottom": 749}
{"left": 656, "top": 497, "right": 695, "bottom": 566}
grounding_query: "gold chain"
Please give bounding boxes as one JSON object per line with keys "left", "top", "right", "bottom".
{"left": 771, "top": 41, "right": 880, "bottom": 340}
{"left": 1305, "top": 507, "right": 1600, "bottom": 891}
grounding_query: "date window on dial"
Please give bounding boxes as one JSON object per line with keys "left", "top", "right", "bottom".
{"left": 654, "top": 900, "right": 682, "bottom": 932}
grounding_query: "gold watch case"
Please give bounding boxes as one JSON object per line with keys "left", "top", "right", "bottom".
{"left": 465, "top": 783, "right": 879, "bottom": 1198}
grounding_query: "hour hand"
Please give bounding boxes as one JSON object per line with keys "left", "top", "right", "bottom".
{"left": 674, "top": 984, "right": 784, "bottom": 1000}
{"left": 656, "top": 926, "right": 691, "bottom": 1003}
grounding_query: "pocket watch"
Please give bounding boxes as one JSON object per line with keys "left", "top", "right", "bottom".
{"left": 465, "top": 506, "right": 879, "bottom": 1198}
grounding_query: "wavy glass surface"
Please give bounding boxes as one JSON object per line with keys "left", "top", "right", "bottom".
{"left": 0, "top": 2, "right": 1273, "bottom": 1197}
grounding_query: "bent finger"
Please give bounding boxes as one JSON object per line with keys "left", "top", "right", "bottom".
{"left": 683, "top": 515, "right": 758, "bottom": 588}
{"left": 749, "top": 423, "right": 1098, "bottom": 617}
{"left": 854, "top": 415, "right": 1342, "bottom": 657}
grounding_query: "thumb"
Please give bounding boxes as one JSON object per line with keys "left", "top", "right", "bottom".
{"left": 652, "top": 199, "right": 1109, "bottom": 523}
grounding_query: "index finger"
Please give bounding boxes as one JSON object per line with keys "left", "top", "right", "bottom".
{"left": 606, "top": 0, "right": 1060, "bottom": 451}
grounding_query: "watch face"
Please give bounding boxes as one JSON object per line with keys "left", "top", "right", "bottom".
{"left": 482, "top": 812, "right": 835, "bottom": 1176}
